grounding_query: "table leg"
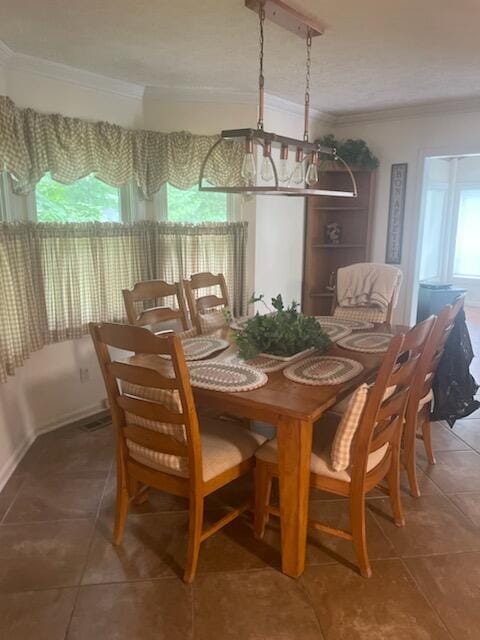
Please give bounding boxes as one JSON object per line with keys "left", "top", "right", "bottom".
{"left": 276, "top": 416, "right": 313, "bottom": 578}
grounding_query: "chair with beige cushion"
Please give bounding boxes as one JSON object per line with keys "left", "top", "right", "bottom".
{"left": 183, "top": 272, "right": 230, "bottom": 334}
{"left": 331, "top": 263, "right": 403, "bottom": 325}
{"left": 403, "top": 296, "right": 465, "bottom": 497}
{"left": 254, "top": 318, "right": 433, "bottom": 578}
{"left": 90, "top": 322, "right": 266, "bottom": 583}
{"left": 122, "top": 279, "right": 191, "bottom": 334}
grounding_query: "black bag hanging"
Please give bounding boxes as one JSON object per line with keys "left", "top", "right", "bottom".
{"left": 431, "top": 308, "right": 480, "bottom": 427}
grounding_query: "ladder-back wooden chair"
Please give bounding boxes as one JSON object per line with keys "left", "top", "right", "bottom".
{"left": 90, "top": 322, "right": 266, "bottom": 582}
{"left": 254, "top": 318, "right": 432, "bottom": 578}
{"left": 183, "top": 272, "right": 229, "bottom": 334}
{"left": 403, "top": 296, "right": 465, "bottom": 496}
{"left": 331, "top": 263, "right": 403, "bottom": 325}
{"left": 122, "top": 279, "right": 190, "bottom": 333}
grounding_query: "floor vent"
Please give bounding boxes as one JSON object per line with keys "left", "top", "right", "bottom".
{"left": 77, "top": 411, "right": 111, "bottom": 433}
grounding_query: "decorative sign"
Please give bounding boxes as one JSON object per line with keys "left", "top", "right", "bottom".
{"left": 385, "top": 163, "right": 407, "bottom": 264}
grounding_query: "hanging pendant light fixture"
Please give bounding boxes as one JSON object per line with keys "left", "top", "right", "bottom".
{"left": 199, "top": 0, "right": 357, "bottom": 198}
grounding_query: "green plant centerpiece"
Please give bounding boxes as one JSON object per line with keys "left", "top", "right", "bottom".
{"left": 234, "top": 294, "right": 331, "bottom": 360}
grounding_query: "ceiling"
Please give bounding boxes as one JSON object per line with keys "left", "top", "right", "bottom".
{"left": 1, "top": 0, "right": 480, "bottom": 115}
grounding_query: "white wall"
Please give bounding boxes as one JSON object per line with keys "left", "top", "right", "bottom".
{"left": 335, "top": 107, "right": 480, "bottom": 324}
{"left": 254, "top": 106, "right": 330, "bottom": 308}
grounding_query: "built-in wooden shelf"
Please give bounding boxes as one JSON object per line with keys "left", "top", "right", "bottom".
{"left": 312, "top": 243, "right": 366, "bottom": 249}
{"left": 302, "top": 168, "right": 376, "bottom": 316}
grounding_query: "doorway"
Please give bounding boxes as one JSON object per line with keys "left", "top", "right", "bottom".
{"left": 416, "top": 155, "right": 480, "bottom": 333}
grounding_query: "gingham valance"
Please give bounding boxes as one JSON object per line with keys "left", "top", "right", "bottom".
{"left": 0, "top": 96, "right": 243, "bottom": 197}
{"left": 0, "top": 220, "right": 247, "bottom": 382}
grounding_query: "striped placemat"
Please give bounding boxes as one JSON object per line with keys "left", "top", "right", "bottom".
{"left": 337, "top": 332, "right": 393, "bottom": 353}
{"left": 314, "top": 319, "right": 352, "bottom": 342}
{"left": 283, "top": 356, "right": 364, "bottom": 386}
{"left": 188, "top": 362, "right": 268, "bottom": 392}
{"left": 315, "top": 316, "right": 374, "bottom": 331}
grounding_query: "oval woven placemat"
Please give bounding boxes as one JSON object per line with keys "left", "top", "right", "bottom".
{"left": 314, "top": 319, "right": 352, "bottom": 342}
{"left": 181, "top": 337, "right": 229, "bottom": 361}
{"left": 283, "top": 356, "right": 364, "bottom": 386}
{"left": 315, "top": 316, "right": 374, "bottom": 331}
{"left": 337, "top": 332, "right": 393, "bottom": 353}
{"left": 188, "top": 362, "right": 268, "bottom": 392}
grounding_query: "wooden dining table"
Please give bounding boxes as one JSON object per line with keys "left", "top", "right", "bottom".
{"left": 188, "top": 323, "right": 407, "bottom": 579}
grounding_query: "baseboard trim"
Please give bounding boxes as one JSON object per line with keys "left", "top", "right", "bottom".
{"left": 0, "top": 399, "right": 108, "bottom": 493}
{"left": 35, "top": 400, "right": 108, "bottom": 436}
{"left": 0, "top": 433, "right": 36, "bottom": 493}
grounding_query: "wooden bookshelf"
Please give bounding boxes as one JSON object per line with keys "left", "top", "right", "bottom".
{"left": 302, "top": 167, "right": 376, "bottom": 316}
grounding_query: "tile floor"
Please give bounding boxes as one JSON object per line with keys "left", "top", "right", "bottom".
{"left": 0, "top": 413, "right": 479, "bottom": 640}
{"left": 0, "top": 310, "right": 478, "bottom": 639}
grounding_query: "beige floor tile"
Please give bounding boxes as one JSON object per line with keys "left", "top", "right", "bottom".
{"left": 418, "top": 450, "right": 480, "bottom": 493}
{"left": 194, "top": 569, "right": 323, "bottom": 640}
{"left": 4, "top": 472, "right": 107, "bottom": 523}
{"left": 406, "top": 552, "right": 480, "bottom": 640}
{"left": 0, "top": 520, "right": 94, "bottom": 592}
{"left": 302, "top": 559, "right": 450, "bottom": 640}
{"left": 0, "top": 588, "right": 76, "bottom": 640}
{"left": 370, "top": 495, "right": 480, "bottom": 557}
{"left": 448, "top": 492, "right": 480, "bottom": 526}
{"left": 68, "top": 580, "right": 192, "bottom": 640}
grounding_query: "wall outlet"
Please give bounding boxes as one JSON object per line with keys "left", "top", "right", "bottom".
{"left": 79, "top": 368, "right": 90, "bottom": 383}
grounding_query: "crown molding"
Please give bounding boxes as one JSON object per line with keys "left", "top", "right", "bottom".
{"left": 264, "top": 93, "right": 335, "bottom": 125}
{"left": 145, "top": 84, "right": 257, "bottom": 105}
{"left": 0, "top": 40, "right": 14, "bottom": 67}
{"left": 0, "top": 40, "right": 144, "bottom": 100}
{"left": 144, "top": 84, "right": 336, "bottom": 124}
{"left": 335, "top": 96, "right": 480, "bottom": 127}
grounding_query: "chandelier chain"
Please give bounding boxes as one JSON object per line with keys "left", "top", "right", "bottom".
{"left": 257, "top": 3, "right": 266, "bottom": 130}
{"left": 304, "top": 29, "right": 312, "bottom": 141}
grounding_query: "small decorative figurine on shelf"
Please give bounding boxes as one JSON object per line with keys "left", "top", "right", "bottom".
{"left": 326, "top": 271, "right": 336, "bottom": 292}
{"left": 324, "top": 222, "right": 342, "bottom": 245}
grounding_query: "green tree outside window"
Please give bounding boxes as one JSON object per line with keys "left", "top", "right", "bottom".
{"left": 36, "top": 173, "right": 121, "bottom": 223}
{"left": 166, "top": 184, "right": 227, "bottom": 223}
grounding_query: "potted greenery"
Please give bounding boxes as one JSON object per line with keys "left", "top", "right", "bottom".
{"left": 233, "top": 294, "right": 331, "bottom": 361}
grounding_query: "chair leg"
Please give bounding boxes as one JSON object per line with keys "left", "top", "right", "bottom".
{"left": 405, "top": 452, "right": 420, "bottom": 498}
{"left": 184, "top": 495, "right": 204, "bottom": 583}
{"left": 350, "top": 496, "right": 372, "bottom": 578}
{"left": 113, "top": 481, "right": 129, "bottom": 546}
{"left": 254, "top": 461, "right": 272, "bottom": 540}
{"left": 403, "top": 414, "right": 421, "bottom": 498}
{"left": 422, "top": 419, "right": 436, "bottom": 465}
{"left": 386, "top": 452, "right": 405, "bottom": 527}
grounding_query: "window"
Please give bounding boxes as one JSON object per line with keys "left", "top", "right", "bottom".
{"left": 162, "top": 183, "right": 229, "bottom": 223}
{"left": 454, "top": 188, "right": 480, "bottom": 278}
{"left": 36, "top": 173, "right": 121, "bottom": 223}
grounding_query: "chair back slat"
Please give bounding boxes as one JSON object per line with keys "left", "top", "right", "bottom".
{"left": 123, "top": 279, "right": 189, "bottom": 331}
{"left": 90, "top": 322, "right": 203, "bottom": 484}
{"left": 95, "top": 323, "right": 173, "bottom": 355}
{"left": 118, "top": 394, "right": 185, "bottom": 425}
{"left": 137, "top": 306, "right": 183, "bottom": 328}
{"left": 123, "top": 425, "right": 188, "bottom": 456}
{"left": 108, "top": 361, "right": 179, "bottom": 390}
{"left": 197, "top": 294, "right": 226, "bottom": 313}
